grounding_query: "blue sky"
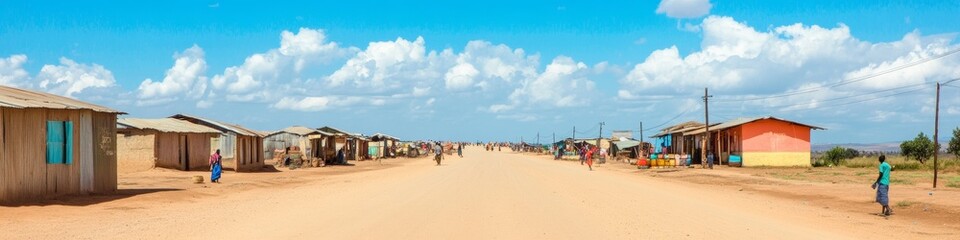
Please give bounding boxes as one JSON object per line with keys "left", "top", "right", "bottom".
{"left": 1, "top": 0, "right": 959, "bottom": 144}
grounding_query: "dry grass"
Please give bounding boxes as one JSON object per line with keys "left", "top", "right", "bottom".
{"left": 838, "top": 155, "right": 960, "bottom": 173}
{"left": 896, "top": 200, "right": 917, "bottom": 207}
{"left": 736, "top": 164, "right": 960, "bottom": 188}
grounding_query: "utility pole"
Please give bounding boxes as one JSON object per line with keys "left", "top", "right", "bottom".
{"left": 703, "top": 88, "right": 713, "bottom": 169}
{"left": 640, "top": 121, "right": 644, "bottom": 156}
{"left": 639, "top": 121, "right": 643, "bottom": 141}
{"left": 934, "top": 82, "right": 941, "bottom": 188}
{"left": 573, "top": 126, "right": 576, "bottom": 140}
{"left": 537, "top": 132, "right": 540, "bottom": 147}
{"left": 597, "top": 122, "right": 605, "bottom": 147}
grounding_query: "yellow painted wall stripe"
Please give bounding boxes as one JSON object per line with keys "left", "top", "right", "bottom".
{"left": 742, "top": 152, "right": 811, "bottom": 167}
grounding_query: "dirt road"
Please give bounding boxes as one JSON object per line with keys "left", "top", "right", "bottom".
{"left": 1, "top": 147, "right": 956, "bottom": 239}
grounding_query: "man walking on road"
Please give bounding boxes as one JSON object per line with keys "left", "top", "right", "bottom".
{"left": 872, "top": 155, "right": 893, "bottom": 216}
{"left": 434, "top": 142, "right": 443, "bottom": 166}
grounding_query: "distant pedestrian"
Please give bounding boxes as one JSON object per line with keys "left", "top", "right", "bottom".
{"left": 585, "top": 146, "right": 596, "bottom": 171}
{"left": 209, "top": 149, "right": 222, "bottom": 183}
{"left": 457, "top": 144, "right": 463, "bottom": 158}
{"left": 434, "top": 142, "right": 443, "bottom": 166}
{"left": 579, "top": 145, "right": 587, "bottom": 165}
{"left": 872, "top": 155, "right": 893, "bottom": 216}
{"left": 599, "top": 148, "right": 607, "bottom": 164}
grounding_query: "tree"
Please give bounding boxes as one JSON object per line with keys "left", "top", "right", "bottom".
{"left": 948, "top": 127, "right": 960, "bottom": 160}
{"left": 901, "top": 132, "right": 936, "bottom": 164}
{"left": 843, "top": 148, "right": 860, "bottom": 159}
{"left": 822, "top": 146, "right": 850, "bottom": 166}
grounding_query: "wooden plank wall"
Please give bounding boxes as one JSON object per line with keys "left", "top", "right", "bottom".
{"left": 186, "top": 133, "right": 213, "bottom": 171}
{"left": 91, "top": 112, "right": 117, "bottom": 193}
{"left": 44, "top": 109, "right": 80, "bottom": 199}
{"left": 154, "top": 132, "right": 180, "bottom": 170}
{"left": 79, "top": 110, "right": 94, "bottom": 192}
{"left": 1, "top": 109, "right": 117, "bottom": 203}
{"left": 232, "top": 135, "right": 263, "bottom": 172}
{"left": 0, "top": 108, "right": 8, "bottom": 202}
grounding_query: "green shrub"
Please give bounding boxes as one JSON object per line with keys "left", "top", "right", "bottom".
{"left": 901, "top": 132, "right": 936, "bottom": 164}
{"left": 822, "top": 146, "right": 850, "bottom": 166}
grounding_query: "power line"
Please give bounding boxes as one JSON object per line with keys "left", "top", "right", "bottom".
{"left": 732, "top": 86, "right": 929, "bottom": 115}
{"left": 642, "top": 107, "right": 699, "bottom": 132}
{"left": 575, "top": 124, "right": 599, "bottom": 135}
{"left": 713, "top": 48, "right": 960, "bottom": 103}
{"left": 720, "top": 81, "right": 933, "bottom": 111}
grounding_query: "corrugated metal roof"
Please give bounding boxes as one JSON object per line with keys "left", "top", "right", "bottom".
{"left": 676, "top": 123, "right": 721, "bottom": 136}
{"left": 372, "top": 133, "right": 399, "bottom": 140}
{"left": 170, "top": 114, "right": 263, "bottom": 137}
{"left": 267, "top": 126, "right": 333, "bottom": 137}
{"left": 613, "top": 140, "right": 641, "bottom": 149}
{"left": 0, "top": 85, "right": 123, "bottom": 113}
{"left": 319, "top": 126, "right": 361, "bottom": 137}
{"left": 650, "top": 121, "right": 705, "bottom": 137}
{"left": 661, "top": 121, "right": 702, "bottom": 132}
{"left": 685, "top": 116, "right": 825, "bottom": 135}
{"left": 118, "top": 118, "right": 220, "bottom": 133}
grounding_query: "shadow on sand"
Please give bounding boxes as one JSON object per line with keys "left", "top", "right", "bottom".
{"left": 1, "top": 188, "right": 183, "bottom": 207}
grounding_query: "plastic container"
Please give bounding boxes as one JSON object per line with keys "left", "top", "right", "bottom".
{"left": 729, "top": 155, "right": 742, "bottom": 167}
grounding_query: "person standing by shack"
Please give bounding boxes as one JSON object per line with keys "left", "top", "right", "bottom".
{"left": 872, "top": 155, "right": 893, "bottom": 216}
{"left": 209, "top": 149, "right": 222, "bottom": 183}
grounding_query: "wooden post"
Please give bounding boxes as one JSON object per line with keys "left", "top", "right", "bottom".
{"left": 934, "top": 82, "right": 940, "bottom": 188}
{"left": 703, "top": 88, "right": 713, "bottom": 169}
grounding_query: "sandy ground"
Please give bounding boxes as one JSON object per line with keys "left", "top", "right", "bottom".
{"left": 1, "top": 147, "right": 958, "bottom": 239}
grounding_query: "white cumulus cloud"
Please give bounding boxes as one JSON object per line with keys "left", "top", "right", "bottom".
{"left": 498, "top": 56, "right": 596, "bottom": 110}
{"left": 656, "top": 0, "right": 713, "bottom": 19}
{"left": 0, "top": 54, "right": 30, "bottom": 88}
{"left": 137, "top": 45, "right": 208, "bottom": 106}
{"left": 444, "top": 62, "right": 479, "bottom": 90}
{"left": 211, "top": 28, "right": 346, "bottom": 102}
{"left": 272, "top": 96, "right": 387, "bottom": 112}
{"left": 327, "top": 36, "right": 444, "bottom": 90}
{"left": 36, "top": 57, "right": 116, "bottom": 98}
{"left": 621, "top": 16, "right": 960, "bottom": 98}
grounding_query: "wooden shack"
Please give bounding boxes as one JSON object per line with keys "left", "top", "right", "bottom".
{"left": 354, "top": 135, "right": 371, "bottom": 160}
{"left": 0, "top": 86, "right": 121, "bottom": 204}
{"left": 171, "top": 114, "right": 264, "bottom": 172}
{"left": 264, "top": 126, "right": 328, "bottom": 159}
{"left": 318, "top": 126, "right": 359, "bottom": 164}
{"left": 370, "top": 133, "right": 400, "bottom": 158}
{"left": 117, "top": 118, "right": 220, "bottom": 171}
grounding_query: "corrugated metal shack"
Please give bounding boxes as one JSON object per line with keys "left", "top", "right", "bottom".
{"left": 171, "top": 114, "right": 264, "bottom": 172}
{"left": 0, "top": 86, "right": 121, "bottom": 204}
{"left": 117, "top": 118, "right": 220, "bottom": 171}
{"left": 263, "top": 126, "right": 328, "bottom": 159}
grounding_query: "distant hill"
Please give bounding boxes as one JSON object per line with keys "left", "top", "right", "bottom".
{"left": 813, "top": 142, "right": 902, "bottom": 153}
{"left": 813, "top": 139, "right": 950, "bottom": 153}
